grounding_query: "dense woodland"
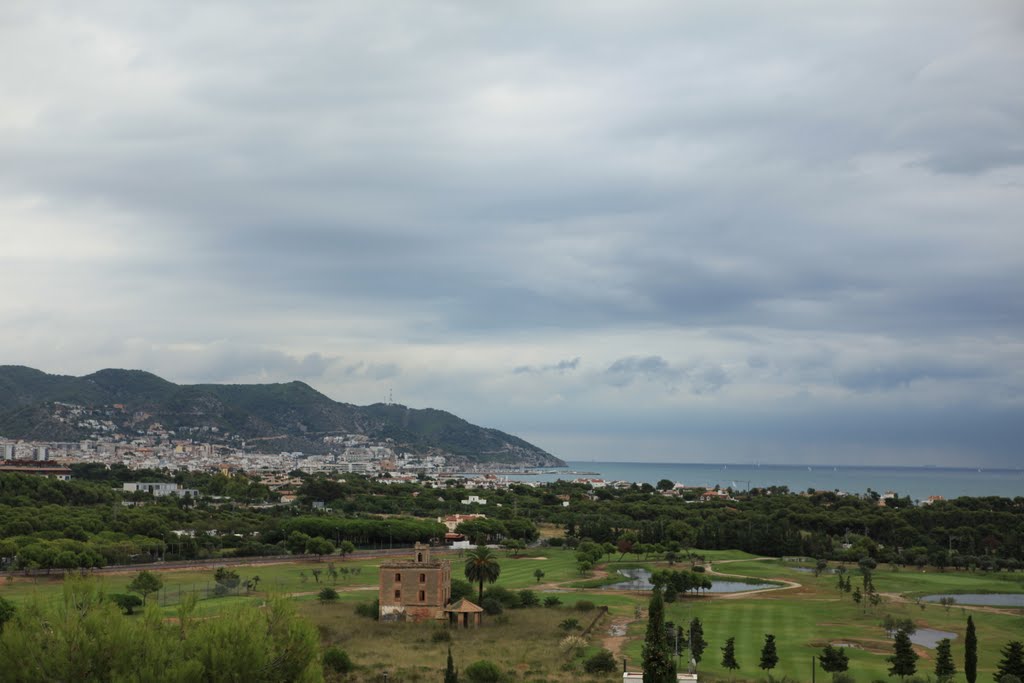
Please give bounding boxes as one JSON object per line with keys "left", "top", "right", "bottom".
{"left": 1, "top": 470, "right": 1023, "bottom": 574}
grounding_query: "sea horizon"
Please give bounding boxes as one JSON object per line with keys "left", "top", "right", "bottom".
{"left": 505, "top": 460, "right": 1024, "bottom": 501}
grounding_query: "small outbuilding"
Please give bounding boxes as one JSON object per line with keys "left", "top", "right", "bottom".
{"left": 444, "top": 598, "right": 484, "bottom": 628}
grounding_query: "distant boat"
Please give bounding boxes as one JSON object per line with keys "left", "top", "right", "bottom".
{"left": 807, "top": 467, "right": 812, "bottom": 471}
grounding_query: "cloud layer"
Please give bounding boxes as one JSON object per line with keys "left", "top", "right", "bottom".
{"left": 2, "top": 1, "right": 1022, "bottom": 465}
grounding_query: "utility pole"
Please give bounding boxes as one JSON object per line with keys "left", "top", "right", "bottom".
{"left": 811, "top": 655, "right": 816, "bottom": 683}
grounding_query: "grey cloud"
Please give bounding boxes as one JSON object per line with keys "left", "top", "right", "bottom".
{"left": 604, "top": 356, "right": 729, "bottom": 394}
{"left": 2, "top": 1, "right": 1023, "bottom": 467}
{"left": 514, "top": 357, "right": 581, "bottom": 375}
{"left": 692, "top": 365, "right": 729, "bottom": 395}
{"left": 133, "top": 345, "right": 340, "bottom": 384}
{"left": 605, "top": 356, "right": 678, "bottom": 387}
{"left": 834, "top": 358, "right": 991, "bottom": 393}
{"left": 342, "top": 362, "right": 401, "bottom": 381}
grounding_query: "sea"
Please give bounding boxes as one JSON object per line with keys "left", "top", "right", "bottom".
{"left": 502, "top": 462, "right": 1024, "bottom": 501}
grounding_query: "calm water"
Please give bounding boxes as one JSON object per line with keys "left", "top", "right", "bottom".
{"left": 605, "top": 568, "right": 775, "bottom": 593}
{"left": 921, "top": 593, "right": 1024, "bottom": 607}
{"left": 907, "top": 628, "right": 957, "bottom": 649}
{"left": 506, "top": 462, "right": 1024, "bottom": 501}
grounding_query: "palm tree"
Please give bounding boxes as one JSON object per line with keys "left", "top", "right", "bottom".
{"left": 464, "top": 547, "right": 501, "bottom": 603}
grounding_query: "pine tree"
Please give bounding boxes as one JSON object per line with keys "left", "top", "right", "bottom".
{"left": 819, "top": 645, "right": 850, "bottom": 677}
{"left": 688, "top": 617, "right": 707, "bottom": 666}
{"left": 721, "top": 637, "right": 739, "bottom": 679}
{"left": 445, "top": 646, "right": 458, "bottom": 683}
{"left": 994, "top": 641, "right": 1024, "bottom": 682}
{"left": 934, "top": 638, "right": 956, "bottom": 682}
{"left": 965, "top": 615, "right": 978, "bottom": 683}
{"left": 760, "top": 634, "right": 779, "bottom": 677}
{"left": 641, "top": 587, "right": 676, "bottom": 683}
{"left": 888, "top": 628, "right": 919, "bottom": 680}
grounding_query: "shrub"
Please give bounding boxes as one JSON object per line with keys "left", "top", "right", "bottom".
{"left": 560, "top": 634, "right": 586, "bottom": 656}
{"left": 518, "top": 590, "right": 539, "bottom": 607}
{"left": 481, "top": 597, "right": 504, "bottom": 616}
{"left": 543, "top": 596, "right": 562, "bottom": 608}
{"left": 432, "top": 628, "right": 452, "bottom": 643}
{"left": 465, "top": 660, "right": 503, "bottom": 683}
{"left": 547, "top": 538, "right": 565, "bottom": 547}
{"left": 323, "top": 647, "right": 354, "bottom": 674}
{"left": 833, "top": 674, "right": 856, "bottom": 683}
{"left": 584, "top": 649, "right": 618, "bottom": 674}
{"left": 318, "top": 587, "right": 339, "bottom": 604}
{"left": 110, "top": 593, "right": 143, "bottom": 615}
{"left": 559, "top": 618, "right": 580, "bottom": 631}
{"left": 355, "top": 600, "right": 379, "bottom": 619}
{"left": 574, "top": 600, "right": 595, "bottom": 612}
{"left": 451, "top": 578, "right": 474, "bottom": 602}
{"left": 483, "top": 586, "right": 521, "bottom": 609}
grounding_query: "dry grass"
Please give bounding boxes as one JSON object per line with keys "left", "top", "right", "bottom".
{"left": 301, "top": 601, "right": 616, "bottom": 683}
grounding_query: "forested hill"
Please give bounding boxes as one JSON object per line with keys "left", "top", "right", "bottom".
{"left": 0, "top": 366, "right": 564, "bottom": 466}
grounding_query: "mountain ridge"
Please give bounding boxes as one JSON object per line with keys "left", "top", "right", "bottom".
{"left": 0, "top": 365, "right": 564, "bottom": 467}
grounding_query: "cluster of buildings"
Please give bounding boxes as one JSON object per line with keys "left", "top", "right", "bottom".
{"left": 0, "top": 435, "right": 549, "bottom": 500}
{"left": 0, "top": 432, "right": 451, "bottom": 480}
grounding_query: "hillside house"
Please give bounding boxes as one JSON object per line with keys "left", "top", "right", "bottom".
{"left": 379, "top": 543, "right": 453, "bottom": 623}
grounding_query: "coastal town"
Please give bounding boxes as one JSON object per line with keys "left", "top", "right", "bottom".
{"left": 0, "top": 431, "right": 950, "bottom": 509}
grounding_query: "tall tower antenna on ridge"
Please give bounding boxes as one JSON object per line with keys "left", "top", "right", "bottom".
{"left": 388, "top": 388, "right": 393, "bottom": 405}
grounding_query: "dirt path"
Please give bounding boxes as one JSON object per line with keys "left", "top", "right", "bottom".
{"left": 602, "top": 609, "right": 643, "bottom": 658}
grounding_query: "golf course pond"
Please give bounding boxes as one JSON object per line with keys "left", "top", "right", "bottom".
{"left": 906, "top": 628, "right": 957, "bottom": 649}
{"left": 606, "top": 568, "right": 778, "bottom": 593}
{"left": 921, "top": 593, "right": 1024, "bottom": 607}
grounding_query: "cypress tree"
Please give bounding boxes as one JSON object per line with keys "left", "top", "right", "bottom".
{"left": 641, "top": 587, "right": 676, "bottom": 683}
{"left": 888, "top": 628, "right": 919, "bottom": 680}
{"left": 688, "top": 617, "right": 707, "bottom": 666}
{"left": 934, "top": 638, "right": 956, "bottom": 682}
{"left": 820, "top": 645, "right": 849, "bottom": 676}
{"left": 760, "top": 634, "right": 779, "bottom": 677}
{"left": 965, "top": 615, "right": 978, "bottom": 683}
{"left": 445, "top": 646, "right": 458, "bottom": 683}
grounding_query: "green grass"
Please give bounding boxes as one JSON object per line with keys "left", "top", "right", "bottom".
{"left": 0, "top": 556, "right": 379, "bottom": 607}
{"left": 467, "top": 548, "right": 582, "bottom": 589}
{"left": 7, "top": 549, "right": 1023, "bottom": 682}
{"left": 619, "top": 560, "right": 1024, "bottom": 683}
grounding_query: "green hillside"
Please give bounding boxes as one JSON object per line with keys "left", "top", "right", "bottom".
{"left": 0, "top": 366, "right": 563, "bottom": 466}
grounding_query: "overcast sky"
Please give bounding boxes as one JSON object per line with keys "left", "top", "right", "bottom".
{"left": 2, "top": 1, "right": 1023, "bottom": 466}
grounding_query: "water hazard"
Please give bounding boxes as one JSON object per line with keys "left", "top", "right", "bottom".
{"left": 904, "top": 628, "right": 957, "bottom": 649}
{"left": 921, "top": 593, "right": 1024, "bottom": 607}
{"left": 605, "top": 568, "right": 776, "bottom": 593}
